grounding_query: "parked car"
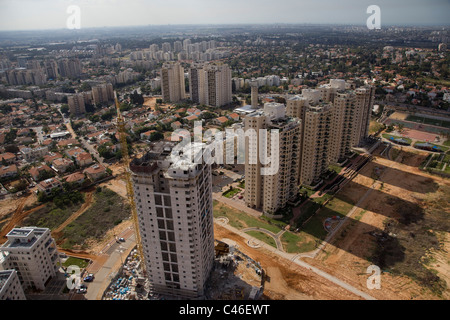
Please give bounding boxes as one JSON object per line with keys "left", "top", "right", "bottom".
{"left": 83, "top": 274, "right": 94, "bottom": 282}
{"left": 76, "top": 284, "right": 87, "bottom": 294}
{"left": 119, "top": 237, "right": 125, "bottom": 242}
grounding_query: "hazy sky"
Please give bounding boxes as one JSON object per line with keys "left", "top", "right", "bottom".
{"left": 0, "top": 0, "right": 449, "bottom": 31}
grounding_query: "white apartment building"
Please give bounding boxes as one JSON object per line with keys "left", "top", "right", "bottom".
{"left": 130, "top": 142, "right": 215, "bottom": 299}
{"left": 244, "top": 103, "right": 301, "bottom": 214}
{"left": 0, "top": 227, "right": 60, "bottom": 291}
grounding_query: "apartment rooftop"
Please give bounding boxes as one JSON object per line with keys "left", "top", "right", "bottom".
{"left": 1, "top": 227, "right": 49, "bottom": 249}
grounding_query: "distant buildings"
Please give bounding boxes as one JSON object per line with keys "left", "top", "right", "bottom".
{"left": 130, "top": 141, "right": 215, "bottom": 299}
{"left": 92, "top": 83, "right": 114, "bottom": 105}
{"left": 68, "top": 93, "right": 86, "bottom": 115}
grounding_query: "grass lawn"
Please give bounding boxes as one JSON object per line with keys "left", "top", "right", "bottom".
{"left": 213, "top": 201, "right": 282, "bottom": 234}
{"left": 281, "top": 231, "right": 316, "bottom": 253}
{"left": 245, "top": 231, "right": 277, "bottom": 248}
{"left": 60, "top": 188, "right": 130, "bottom": 249}
{"left": 382, "top": 133, "right": 412, "bottom": 145}
{"left": 62, "top": 256, "right": 90, "bottom": 269}
{"left": 299, "top": 195, "right": 354, "bottom": 241}
{"left": 414, "top": 141, "right": 449, "bottom": 152}
{"left": 444, "top": 140, "right": 450, "bottom": 147}
{"left": 222, "top": 187, "right": 241, "bottom": 198}
{"left": 329, "top": 164, "right": 343, "bottom": 174}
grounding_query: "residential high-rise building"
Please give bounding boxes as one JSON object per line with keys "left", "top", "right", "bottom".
{"left": 68, "top": 93, "right": 86, "bottom": 115}
{"left": 92, "top": 83, "right": 114, "bottom": 105}
{"left": 204, "top": 63, "right": 232, "bottom": 107}
{"left": 285, "top": 79, "right": 375, "bottom": 186}
{"left": 188, "top": 63, "right": 205, "bottom": 104}
{"left": 244, "top": 103, "right": 301, "bottom": 214}
{"left": 251, "top": 81, "right": 259, "bottom": 109}
{"left": 188, "top": 63, "right": 232, "bottom": 107}
{"left": 183, "top": 39, "right": 191, "bottom": 51}
{"left": 173, "top": 41, "right": 183, "bottom": 53}
{"left": 0, "top": 227, "right": 60, "bottom": 291}
{"left": 130, "top": 142, "right": 215, "bottom": 299}
{"left": 162, "top": 42, "right": 172, "bottom": 53}
{"left": 57, "top": 58, "right": 82, "bottom": 79}
{"left": 161, "top": 62, "right": 186, "bottom": 103}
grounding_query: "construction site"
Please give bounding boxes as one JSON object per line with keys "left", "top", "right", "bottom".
{"left": 101, "top": 240, "right": 264, "bottom": 300}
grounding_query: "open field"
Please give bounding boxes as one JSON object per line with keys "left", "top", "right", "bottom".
{"left": 58, "top": 188, "right": 131, "bottom": 250}
{"left": 306, "top": 149, "right": 450, "bottom": 300}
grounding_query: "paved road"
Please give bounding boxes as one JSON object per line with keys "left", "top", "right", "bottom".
{"left": 83, "top": 228, "right": 136, "bottom": 300}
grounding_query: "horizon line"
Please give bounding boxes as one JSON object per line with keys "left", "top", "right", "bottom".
{"left": 1, "top": 22, "right": 449, "bottom": 33}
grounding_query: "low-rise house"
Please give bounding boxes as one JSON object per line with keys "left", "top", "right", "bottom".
{"left": 214, "top": 116, "right": 229, "bottom": 126}
{"left": 75, "top": 152, "right": 93, "bottom": 167}
{"left": 51, "top": 157, "right": 74, "bottom": 173}
{"left": 37, "top": 177, "right": 62, "bottom": 196}
{"left": 0, "top": 165, "right": 18, "bottom": 179}
{"left": 83, "top": 164, "right": 107, "bottom": 182}
{"left": 29, "top": 164, "right": 54, "bottom": 181}
{"left": 43, "top": 152, "right": 63, "bottom": 164}
{"left": 140, "top": 130, "right": 156, "bottom": 140}
{"left": 57, "top": 138, "right": 79, "bottom": 148}
{"left": 21, "top": 146, "right": 48, "bottom": 162}
{"left": 64, "top": 172, "right": 85, "bottom": 185}
{"left": 227, "top": 113, "right": 240, "bottom": 121}
{"left": 171, "top": 121, "right": 182, "bottom": 130}
{"left": 0, "top": 152, "right": 16, "bottom": 165}
{"left": 65, "top": 147, "right": 85, "bottom": 159}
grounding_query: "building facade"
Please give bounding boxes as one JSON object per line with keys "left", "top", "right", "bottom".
{"left": 130, "top": 142, "right": 215, "bottom": 299}
{"left": 0, "top": 227, "right": 60, "bottom": 291}
{"left": 161, "top": 62, "right": 186, "bottom": 103}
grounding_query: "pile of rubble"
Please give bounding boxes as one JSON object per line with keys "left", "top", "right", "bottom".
{"left": 102, "top": 248, "right": 152, "bottom": 300}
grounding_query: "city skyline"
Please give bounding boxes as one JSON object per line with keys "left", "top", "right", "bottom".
{"left": 0, "top": 0, "right": 449, "bottom": 31}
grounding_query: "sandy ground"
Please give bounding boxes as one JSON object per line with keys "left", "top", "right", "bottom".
{"left": 214, "top": 224, "right": 362, "bottom": 300}
{"left": 309, "top": 148, "right": 450, "bottom": 300}
{"left": 389, "top": 112, "right": 409, "bottom": 120}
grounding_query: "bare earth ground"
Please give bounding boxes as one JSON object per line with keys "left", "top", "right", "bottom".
{"left": 308, "top": 147, "right": 450, "bottom": 300}
{"left": 214, "top": 224, "right": 361, "bottom": 300}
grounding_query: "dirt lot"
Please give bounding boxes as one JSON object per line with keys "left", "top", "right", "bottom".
{"left": 213, "top": 224, "right": 362, "bottom": 300}
{"left": 309, "top": 147, "right": 450, "bottom": 300}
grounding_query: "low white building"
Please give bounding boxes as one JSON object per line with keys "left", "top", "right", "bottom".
{"left": 0, "top": 227, "right": 60, "bottom": 291}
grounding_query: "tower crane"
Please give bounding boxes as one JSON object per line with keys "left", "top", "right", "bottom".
{"left": 114, "top": 92, "right": 146, "bottom": 276}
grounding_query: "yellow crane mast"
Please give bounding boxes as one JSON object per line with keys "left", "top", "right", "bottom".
{"left": 114, "top": 92, "right": 146, "bottom": 275}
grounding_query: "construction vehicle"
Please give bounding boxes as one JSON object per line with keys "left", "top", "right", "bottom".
{"left": 114, "top": 92, "right": 146, "bottom": 276}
